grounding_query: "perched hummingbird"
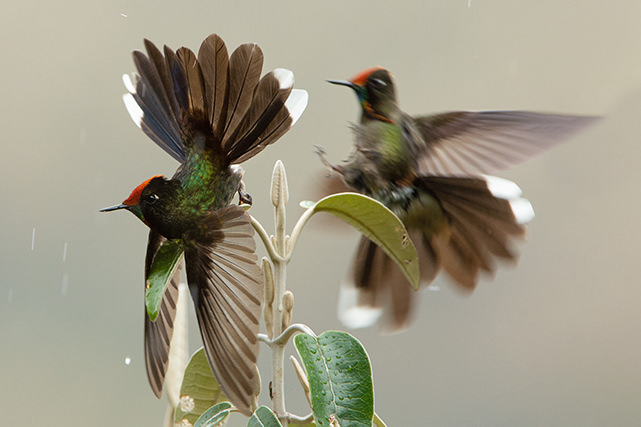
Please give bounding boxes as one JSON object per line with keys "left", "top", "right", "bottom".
{"left": 101, "top": 34, "right": 307, "bottom": 413}
{"left": 319, "top": 66, "right": 596, "bottom": 331}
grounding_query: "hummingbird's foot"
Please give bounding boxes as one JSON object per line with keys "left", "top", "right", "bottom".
{"left": 236, "top": 177, "right": 253, "bottom": 206}
{"left": 239, "top": 190, "right": 253, "bottom": 206}
{"left": 314, "top": 145, "right": 343, "bottom": 176}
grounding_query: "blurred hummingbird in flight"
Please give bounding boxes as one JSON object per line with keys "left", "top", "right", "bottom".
{"left": 101, "top": 34, "right": 307, "bottom": 413}
{"left": 318, "top": 66, "right": 596, "bottom": 331}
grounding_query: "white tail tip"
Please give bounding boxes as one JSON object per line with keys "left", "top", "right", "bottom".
{"left": 337, "top": 286, "right": 382, "bottom": 329}
{"left": 122, "top": 93, "right": 143, "bottom": 128}
{"left": 510, "top": 197, "right": 535, "bottom": 224}
{"left": 485, "top": 175, "right": 523, "bottom": 199}
{"left": 285, "top": 89, "right": 308, "bottom": 126}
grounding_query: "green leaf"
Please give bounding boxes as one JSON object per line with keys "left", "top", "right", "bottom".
{"left": 311, "top": 192, "right": 419, "bottom": 290}
{"left": 193, "top": 402, "right": 232, "bottom": 427}
{"left": 294, "top": 331, "right": 374, "bottom": 427}
{"left": 145, "top": 238, "right": 183, "bottom": 320}
{"left": 174, "top": 348, "right": 229, "bottom": 425}
{"left": 247, "top": 406, "right": 283, "bottom": 427}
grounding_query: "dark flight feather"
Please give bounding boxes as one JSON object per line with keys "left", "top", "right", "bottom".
{"left": 183, "top": 206, "right": 262, "bottom": 415}
{"left": 342, "top": 175, "right": 532, "bottom": 329}
{"left": 176, "top": 47, "right": 206, "bottom": 116}
{"left": 143, "top": 230, "right": 180, "bottom": 398}
{"left": 414, "top": 111, "right": 598, "bottom": 176}
{"left": 222, "top": 44, "right": 264, "bottom": 151}
{"left": 197, "top": 34, "right": 230, "bottom": 140}
{"left": 227, "top": 70, "right": 292, "bottom": 162}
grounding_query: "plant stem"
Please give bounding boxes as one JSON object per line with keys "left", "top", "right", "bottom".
{"left": 269, "top": 160, "right": 290, "bottom": 426}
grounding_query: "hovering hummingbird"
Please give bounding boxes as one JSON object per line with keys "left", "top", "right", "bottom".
{"left": 101, "top": 34, "right": 307, "bottom": 413}
{"left": 319, "top": 66, "right": 596, "bottom": 331}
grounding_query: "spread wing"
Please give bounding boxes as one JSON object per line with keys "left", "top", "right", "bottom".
{"left": 183, "top": 206, "right": 263, "bottom": 415}
{"left": 143, "top": 229, "right": 181, "bottom": 398}
{"left": 414, "top": 111, "right": 598, "bottom": 176}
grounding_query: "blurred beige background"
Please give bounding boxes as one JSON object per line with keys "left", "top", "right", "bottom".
{"left": 1, "top": 1, "right": 640, "bottom": 426}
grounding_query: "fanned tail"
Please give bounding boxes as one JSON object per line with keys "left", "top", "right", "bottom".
{"left": 122, "top": 33, "right": 308, "bottom": 165}
{"left": 416, "top": 175, "right": 533, "bottom": 288}
{"left": 339, "top": 175, "right": 533, "bottom": 331}
{"left": 339, "top": 231, "right": 438, "bottom": 332}
{"left": 183, "top": 206, "right": 263, "bottom": 415}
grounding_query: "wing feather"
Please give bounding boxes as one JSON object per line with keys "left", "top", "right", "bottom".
{"left": 414, "top": 111, "right": 597, "bottom": 176}
{"left": 184, "top": 206, "right": 262, "bottom": 415}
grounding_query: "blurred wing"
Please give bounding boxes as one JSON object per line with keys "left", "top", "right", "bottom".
{"left": 143, "top": 230, "right": 180, "bottom": 398}
{"left": 414, "top": 111, "right": 598, "bottom": 176}
{"left": 415, "top": 175, "right": 534, "bottom": 289}
{"left": 184, "top": 206, "right": 262, "bottom": 415}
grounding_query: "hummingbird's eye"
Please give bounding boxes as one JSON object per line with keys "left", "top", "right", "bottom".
{"left": 371, "top": 78, "right": 387, "bottom": 89}
{"left": 146, "top": 194, "right": 159, "bottom": 205}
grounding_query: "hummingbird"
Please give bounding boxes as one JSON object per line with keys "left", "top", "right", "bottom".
{"left": 101, "top": 34, "right": 307, "bottom": 413}
{"left": 319, "top": 66, "right": 596, "bottom": 331}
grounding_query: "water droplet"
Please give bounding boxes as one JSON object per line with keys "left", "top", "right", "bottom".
{"left": 62, "top": 242, "right": 68, "bottom": 262}
{"left": 124, "top": 356, "right": 131, "bottom": 366}
{"left": 120, "top": 13, "right": 128, "bottom": 18}
{"left": 61, "top": 273, "right": 69, "bottom": 296}
{"left": 31, "top": 228, "right": 36, "bottom": 251}
{"left": 179, "top": 395, "right": 195, "bottom": 412}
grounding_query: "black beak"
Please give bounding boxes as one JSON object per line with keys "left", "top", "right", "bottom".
{"left": 327, "top": 79, "right": 358, "bottom": 90}
{"left": 99, "top": 203, "right": 129, "bottom": 212}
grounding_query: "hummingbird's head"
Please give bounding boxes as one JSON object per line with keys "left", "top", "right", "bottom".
{"left": 328, "top": 67, "right": 398, "bottom": 122}
{"left": 100, "top": 175, "right": 173, "bottom": 227}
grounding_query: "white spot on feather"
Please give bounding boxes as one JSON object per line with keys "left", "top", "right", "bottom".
{"left": 123, "top": 93, "right": 143, "bottom": 128}
{"left": 285, "top": 89, "right": 308, "bottom": 126}
{"left": 122, "top": 73, "right": 136, "bottom": 94}
{"left": 510, "top": 197, "right": 535, "bottom": 224}
{"left": 484, "top": 175, "right": 522, "bottom": 199}
{"left": 338, "top": 286, "right": 382, "bottom": 329}
{"left": 273, "top": 68, "right": 294, "bottom": 90}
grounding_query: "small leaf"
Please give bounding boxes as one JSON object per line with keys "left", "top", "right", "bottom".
{"left": 311, "top": 192, "right": 419, "bottom": 289}
{"left": 193, "top": 402, "right": 232, "bottom": 427}
{"left": 294, "top": 331, "right": 374, "bottom": 427}
{"left": 146, "top": 238, "right": 183, "bottom": 320}
{"left": 247, "top": 406, "right": 283, "bottom": 427}
{"left": 174, "top": 348, "right": 229, "bottom": 425}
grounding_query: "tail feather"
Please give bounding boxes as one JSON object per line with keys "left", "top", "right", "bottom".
{"left": 175, "top": 47, "right": 206, "bottom": 115}
{"left": 338, "top": 174, "right": 533, "bottom": 331}
{"left": 340, "top": 230, "right": 439, "bottom": 331}
{"left": 122, "top": 34, "right": 307, "bottom": 165}
{"left": 222, "top": 43, "right": 264, "bottom": 149}
{"left": 226, "top": 69, "right": 292, "bottom": 162}
{"left": 417, "top": 175, "right": 531, "bottom": 289}
{"left": 197, "top": 34, "right": 229, "bottom": 140}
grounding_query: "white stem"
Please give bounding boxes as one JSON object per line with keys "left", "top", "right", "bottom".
{"left": 285, "top": 206, "right": 316, "bottom": 260}
{"left": 270, "top": 161, "right": 290, "bottom": 426}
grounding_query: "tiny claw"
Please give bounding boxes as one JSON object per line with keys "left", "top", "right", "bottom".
{"left": 239, "top": 190, "right": 253, "bottom": 206}
{"left": 314, "top": 145, "right": 342, "bottom": 176}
